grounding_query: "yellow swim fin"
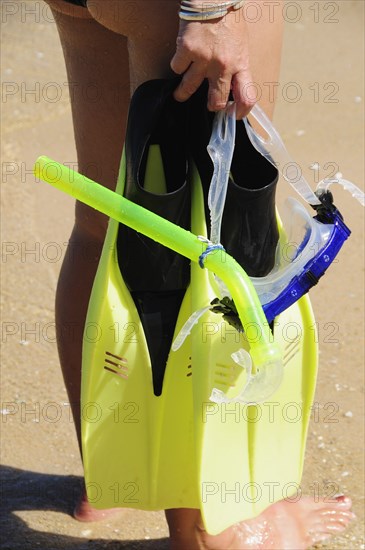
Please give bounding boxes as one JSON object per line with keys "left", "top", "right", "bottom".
{"left": 81, "top": 155, "right": 199, "bottom": 508}
{"left": 81, "top": 79, "right": 318, "bottom": 535}
{"left": 183, "top": 160, "right": 317, "bottom": 533}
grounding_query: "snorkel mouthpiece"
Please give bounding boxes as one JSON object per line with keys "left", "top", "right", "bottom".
{"left": 200, "top": 250, "right": 283, "bottom": 404}
{"left": 210, "top": 348, "right": 283, "bottom": 405}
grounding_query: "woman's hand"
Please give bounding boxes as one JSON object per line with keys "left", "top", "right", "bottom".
{"left": 170, "top": 7, "right": 255, "bottom": 119}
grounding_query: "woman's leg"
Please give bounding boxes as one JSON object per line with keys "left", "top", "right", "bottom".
{"left": 48, "top": 0, "right": 130, "bottom": 444}
{"left": 45, "top": 0, "right": 130, "bottom": 519}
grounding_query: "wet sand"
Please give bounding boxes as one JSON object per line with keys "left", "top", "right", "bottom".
{"left": 1, "top": 1, "right": 364, "bottom": 548}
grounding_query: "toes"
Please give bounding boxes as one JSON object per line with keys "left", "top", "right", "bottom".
{"left": 319, "top": 509, "right": 356, "bottom": 521}
{"left": 333, "top": 495, "right": 353, "bottom": 509}
{"left": 306, "top": 495, "right": 354, "bottom": 519}
{"left": 307, "top": 503, "right": 356, "bottom": 545}
{"left": 323, "top": 521, "right": 349, "bottom": 533}
{"left": 316, "top": 508, "right": 357, "bottom": 531}
{"left": 73, "top": 492, "right": 123, "bottom": 522}
{"left": 308, "top": 521, "right": 347, "bottom": 544}
{"left": 309, "top": 511, "right": 356, "bottom": 540}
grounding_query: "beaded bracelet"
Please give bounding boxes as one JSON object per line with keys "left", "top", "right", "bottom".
{"left": 179, "top": 0, "right": 245, "bottom": 21}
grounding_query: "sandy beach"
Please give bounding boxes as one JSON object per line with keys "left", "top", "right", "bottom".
{"left": 1, "top": 1, "right": 364, "bottom": 548}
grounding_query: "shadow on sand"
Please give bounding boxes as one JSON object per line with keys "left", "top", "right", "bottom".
{"left": 0, "top": 465, "right": 169, "bottom": 549}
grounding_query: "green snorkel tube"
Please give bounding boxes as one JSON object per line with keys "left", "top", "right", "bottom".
{"left": 34, "top": 155, "right": 283, "bottom": 404}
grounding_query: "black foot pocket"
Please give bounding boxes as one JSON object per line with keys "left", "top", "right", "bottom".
{"left": 117, "top": 79, "right": 190, "bottom": 395}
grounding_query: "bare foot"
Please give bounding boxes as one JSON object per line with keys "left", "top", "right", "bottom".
{"left": 199, "top": 495, "right": 356, "bottom": 550}
{"left": 167, "top": 495, "right": 355, "bottom": 550}
{"left": 73, "top": 490, "right": 125, "bottom": 522}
